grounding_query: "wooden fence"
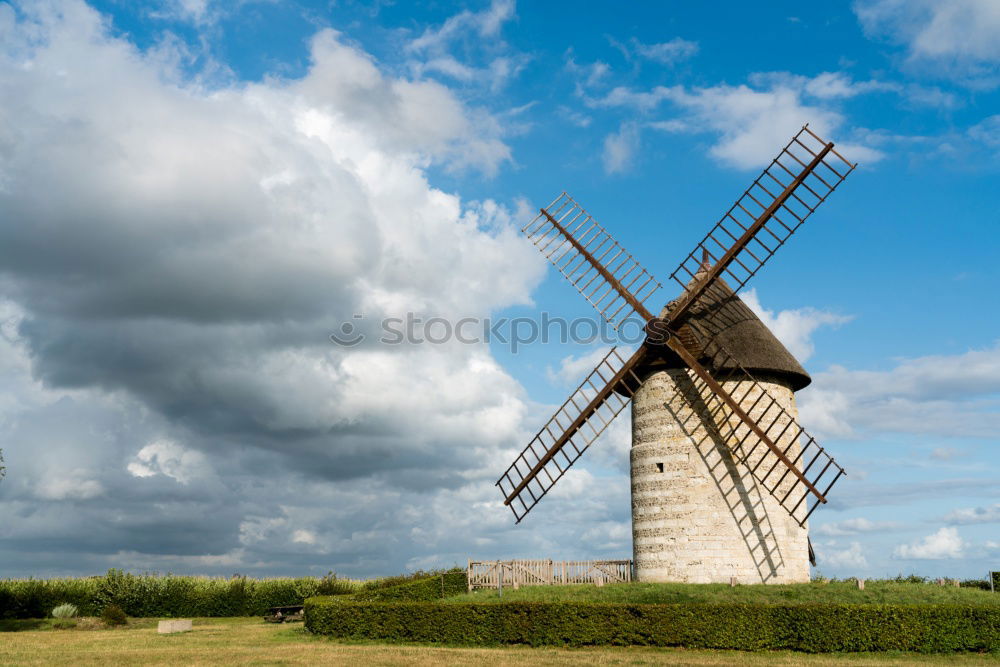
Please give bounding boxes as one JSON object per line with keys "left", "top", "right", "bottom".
{"left": 467, "top": 559, "right": 632, "bottom": 591}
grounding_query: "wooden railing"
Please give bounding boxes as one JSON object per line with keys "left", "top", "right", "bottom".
{"left": 467, "top": 559, "right": 632, "bottom": 591}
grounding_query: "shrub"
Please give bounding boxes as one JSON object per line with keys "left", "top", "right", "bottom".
{"left": 317, "top": 572, "right": 357, "bottom": 596}
{"left": 82, "top": 570, "right": 321, "bottom": 618}
{"left": 351, "top": 570, "right": 467, "bottom": 602}
{"left": 101, "top": 604, "right": 128, "bottom": 626}
{"left": 0, "top": 578, "right": 96, "bottom": 619}
{"left": 360, "top": 568, "right": 461, "bottom": 592}
{"left": 0, "top": 570, "right": 352, "bottom": 619}
{"left": 52, "top": 602, "right": 78, "bottom": 629}
{"left": 51, "top": 603, "right": 78, "bottom": 619}
{"left": 304, "top": 600, "right": 1000, "bottom": 653}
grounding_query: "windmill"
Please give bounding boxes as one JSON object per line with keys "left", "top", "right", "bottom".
{"left": 496, "top": 125, "right": 857, "bottom": 583}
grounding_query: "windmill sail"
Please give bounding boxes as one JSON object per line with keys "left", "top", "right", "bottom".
{"left": 676, "top": 340, "right": 845, "bottom": 526}
{"left": 665, "top": 272, "right": 845, "bottom": 524}
{"left": 666, "top": 125, "right": 856, "bottom": 325}
{"left": 523, "top": 193, "right": 660, "bottom": 328}
{"left": 671, "top": 336, "right": 844, "bottom": 526}
{"left": 496, "top": 346, "right": 645, "bottom": 522}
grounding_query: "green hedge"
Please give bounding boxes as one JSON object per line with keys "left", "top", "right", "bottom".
{"left": 0, "top": 570, "right": 323, "bottom": 619}
{"left": 0, "top": 569, "right": 468, "bottom": 619}
{"left": 0, "top": 578, "right": 98, "bottom": 619}
{"left": 303, "top": 600, "right": 1000, "bottom": 653}
{"left": 351, "top": 571, "right": 467, "bottom": 602}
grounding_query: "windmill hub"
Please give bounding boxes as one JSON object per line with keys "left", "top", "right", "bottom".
{"left": 642, "top": 317, "right": 672, "bottom": 346}
{"left": 497, "top": 125, "right": 856, "bottom": 584}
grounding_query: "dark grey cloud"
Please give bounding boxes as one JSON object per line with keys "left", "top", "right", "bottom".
{"left": 0, "top": 0, "right": 635, "bottom": 579}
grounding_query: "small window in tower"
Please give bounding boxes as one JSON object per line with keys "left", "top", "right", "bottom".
{"left": 656, "top": 462, "right": 664, "bottom": 473}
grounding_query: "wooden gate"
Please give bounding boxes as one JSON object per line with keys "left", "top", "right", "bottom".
{"left": 467, "top": 559, "right": 632, "bottom": 590}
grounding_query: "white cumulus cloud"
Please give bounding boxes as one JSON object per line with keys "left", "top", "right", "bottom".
{"left": 741, "top": 289, "right": 852, "bottom": 362}
{"left": 893, "top": 526, "right": 966, "bottom": 559}
{"left": 408, "top": 0, "right": 515, "bottom": 52}
{"left": 0, "top": 0, "right": 572, "bottom": 578}
{"left": 819, "top": 541, "right": 869, "bottom": 569}
{"left": 798, "top": 342, "right": 1000, "bottom": 439}
{"left": 603, "top": 122, "right": 640, "bottom": 174}
{"left": 632, "top": 38, "right": 698, "bottom": 65}
{"left": 660, "top": 80, "right": 883, "bottom": 169}
{"left": 590, "top": 72, "right": 884, "bottom": 169}
{"left": 814, "top": 517, "right": 900, "bottom": 537}
{"left": 855, "top": 0, "right": 1000, "bottom": 78}
{"left": 547, "top": 347, "right": 614, "bottom": 386}
{"left": 943, "top": 503, "right": 1000, "bottom": 525}
{"left": 127, "top": 440, "right": 209, "bottom": 485}
{"left": 291, "top": 529, "right": 318, "bottom": 545}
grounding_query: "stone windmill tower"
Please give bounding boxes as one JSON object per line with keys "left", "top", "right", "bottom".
{"left": 496, "top": 126, "right": 856, "bottom": 584}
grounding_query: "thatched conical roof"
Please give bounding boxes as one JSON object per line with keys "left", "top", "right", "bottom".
{"left": 646, "top": 272, "right": 811, "bottom": 392}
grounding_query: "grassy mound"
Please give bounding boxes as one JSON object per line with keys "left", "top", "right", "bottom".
{"left": 445, "top": 581, "right": 1000, "bottom": 606}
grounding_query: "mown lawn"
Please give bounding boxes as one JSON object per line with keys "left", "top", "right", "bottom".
{"left": 1, "top": 617, "right": 997, "bottom": 666}
{"left": 445, "top": 581, "right": 1000, "bottom": 606}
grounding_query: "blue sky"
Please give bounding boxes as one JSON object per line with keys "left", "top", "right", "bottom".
{"left": 0, "top": 0, "right": 997, "bottom": 580}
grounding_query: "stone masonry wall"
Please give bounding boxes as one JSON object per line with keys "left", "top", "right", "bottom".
{"left": 630, "top": 368, "right": 810, "bottom": 584}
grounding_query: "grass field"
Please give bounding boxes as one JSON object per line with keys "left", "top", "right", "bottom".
{"left": 1, "top": 617, "right": 998, "bottom": 666}
{"left": 445, "top": 581, "right": 1000, "bottom": 606}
